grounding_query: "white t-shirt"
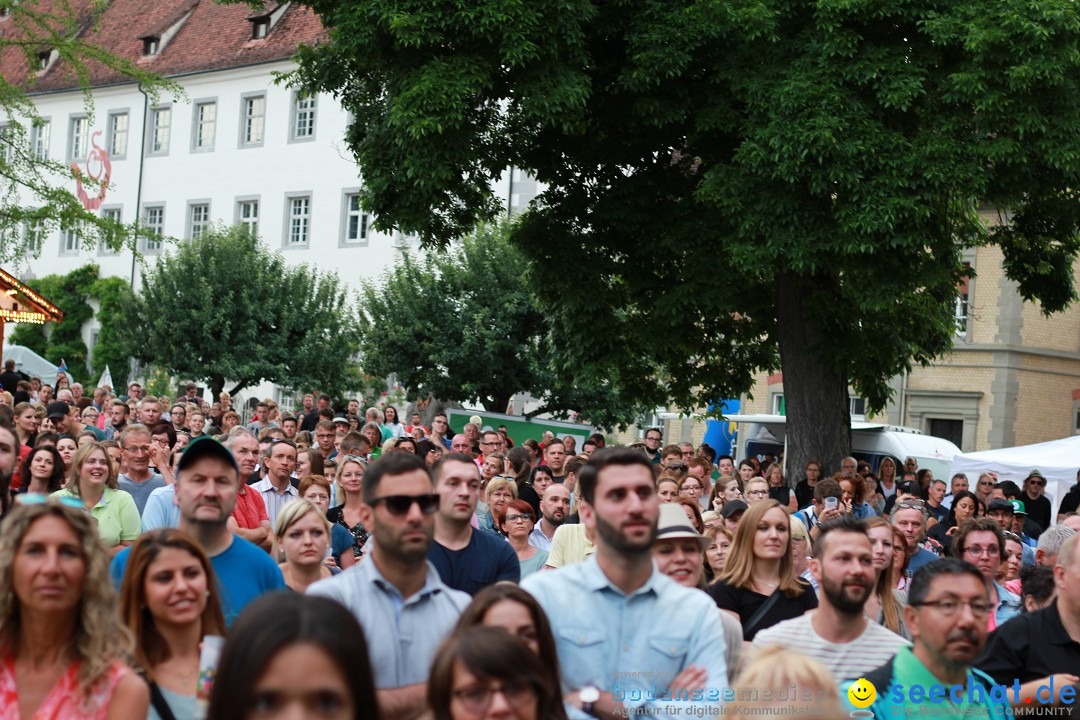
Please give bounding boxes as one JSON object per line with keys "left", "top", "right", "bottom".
{"left": 752, "top": 611, "right": 910, "bottom": 682}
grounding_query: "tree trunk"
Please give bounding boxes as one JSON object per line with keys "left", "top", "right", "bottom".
{"left": 775, "top": 272, "right": 852, "bottom": 482}
{"left": 209, "top": 375, "right": 225, "bottom": 403}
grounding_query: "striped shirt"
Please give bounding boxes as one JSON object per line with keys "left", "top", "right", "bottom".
{"left": 251, "top": 477, "right": 298, "bottom": 528}
{"left": 753, "top": 611, "right": 910, "bottom": 682}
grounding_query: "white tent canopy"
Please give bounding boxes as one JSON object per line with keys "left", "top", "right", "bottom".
{"left": 1, "top": 344, "right": 59, "bottom": 387}
{"left": 950, "top": 436, "right": 1080, "bottom": 517}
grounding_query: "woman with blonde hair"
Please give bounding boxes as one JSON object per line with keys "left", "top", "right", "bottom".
{"left": 789, "top": 514, "right": 815, "bottom": 589}
{"left": 0, "top": 497, "right": 149, "bottom": 718}
{"left": 275, "top": 499, "right": 335, "bottom": 593}
{"left": 120, "top": 529, "right": 226, "bottom": 720}
{"left": 220, "top": 411, "right": 240, "bottom": 435}
{"left": 864, "top": 517, "right": 909, "bottom": 638}
{"left": 299, "top": 475, "right": 356, "bottom": 569}
{"left": 327, "top": 456, "right": 369, "bottom": 561}
{"left": 709, "top": 499, "right": 817, "bottom": 640}
{"left": 743, "top": 477, "right": 770, "bottom": 506}
{"left": 53, "top": 443, "right": 140, "bottom": 556}
{"left": 478, "top": 476, "right": 517, "bottom": 535}
{"left": 764, "top": 462, "right": 797, "bottom": 512}
{"left": 728, "top": 646, "right": 842, "bottom": 718}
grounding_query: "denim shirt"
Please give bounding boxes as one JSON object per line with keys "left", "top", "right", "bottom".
{"left": 522, "top": 555, "right": 728, "bottom": 718}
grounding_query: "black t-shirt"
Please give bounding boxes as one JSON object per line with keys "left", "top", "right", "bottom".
{"left": 794, "top": 479, "right": 814, "bottom": 510}
{"left": 299, "top": 411, "right": 319, "bottom": 433}
{"left": 769, "top": 486, "right": 792, "bottom": 507}
{"left": 1060, "top": 486, "right": 1080, "bottom": 516}
{"left": 976, "top": 600, "right": 1080, "bottom": 690}
{"left": 709, "top": 580, "right": 818, "bottom": 641}
{"left": 1024, "top": 492, "right": 1052, "bottom": 532}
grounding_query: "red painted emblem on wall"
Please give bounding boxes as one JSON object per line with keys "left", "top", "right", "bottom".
{"left": 70, "top": 131, "right": 111, "bottom": 210}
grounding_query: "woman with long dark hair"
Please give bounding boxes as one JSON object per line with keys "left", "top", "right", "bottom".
{"left": 15, "top": 444, "right": 65, "bottom": 495}
{"left": 207, "top": 593, "right": 379, "bottom": 720}
{"left": 926, "top": 489, "right": 979, "bottom": 555}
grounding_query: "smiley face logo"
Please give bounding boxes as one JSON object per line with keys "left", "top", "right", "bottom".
{"left": 847, "top": 678, "right": 876, "bottom": 709}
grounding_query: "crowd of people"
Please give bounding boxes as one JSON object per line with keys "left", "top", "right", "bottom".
{"left": 0, "top": 375, "right": 1078, "bottom": 719}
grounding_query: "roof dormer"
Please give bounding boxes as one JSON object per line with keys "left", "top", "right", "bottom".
{"left": 246, "top": 1, "right": 291, "bottom": 41}
{"left": 137, "top": 1, "right": 197, "bottom": 59}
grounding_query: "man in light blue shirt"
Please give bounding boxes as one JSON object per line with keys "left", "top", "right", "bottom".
{"left": 522, "top": 448, "right": 727, "bottom": 719}
{"left": 141, "top": 483, "right": 179, "bottom": 531}
{"left": 308, "top": 452, "right": 470, "bottom": 719}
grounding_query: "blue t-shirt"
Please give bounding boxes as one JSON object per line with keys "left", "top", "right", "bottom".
{"left": 330, "top": 524, "right": 354, "bottom": 564}
{"left": 428, "top": 528, "right": 520, "bottom": 596}
{"left": 111, "top": 535, "right": 285, "bottom": 625}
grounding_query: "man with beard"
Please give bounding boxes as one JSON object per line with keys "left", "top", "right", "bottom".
{"left": 753, "top": 516, "right": 909, "bottom": 680}
{"left": 529, "top": 484, "right": 570, "bottom": 552}
{"left": 842, "top": 559, "right": 1010, "bottom": 719}
{"left": 309, "top": 453, "right": 469, "bottom": 720}
{"left": 111, "top": 437, "right": 285, "bottom": 624}
{"left": 522, "top": 448, "right": 728, "bottom": 719}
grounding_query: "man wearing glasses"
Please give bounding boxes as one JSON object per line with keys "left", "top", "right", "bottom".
{"left": 952, "top": 517, "right": 1022, "bottom": 629}
{"left": 842, "top": 558, "right": 1009, "bottom": 719}
{"left": 1022, "top": 469, "right": 1053, "bottom": 532}
{"left": 642, "top": 427, "right": 663, "bottom": 464}
{"left": 309, "top": 452, "right": 469, "bottom": 720}
{"left": 478, "top": 430, "right": 504, "bottom": 460}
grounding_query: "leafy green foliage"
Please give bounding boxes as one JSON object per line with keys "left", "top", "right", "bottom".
{"left": 358, "top": 222, "right": 645, "bottom": 429}
{"left": 87, "top": 276, "right": 132, "bottom": 386}
{"left": 9, "top": 264, "right": 99, "bottom": 381}
{"left": 0, "top": 0, "right": 178, "bottom": 263}
{"left": 291, "top": 0, "right": 1080, "bottom": 462}
{"left": 125, "top": 225, "right": 361, "bottom": 400}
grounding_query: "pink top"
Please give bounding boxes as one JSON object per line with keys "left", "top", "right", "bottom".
{"left": 0, "top": 656, "right": 129, "bottom": 720}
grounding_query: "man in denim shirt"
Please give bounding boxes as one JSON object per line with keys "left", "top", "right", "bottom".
{"left": 522, "top": 448, "right": 728, "bottom": 718}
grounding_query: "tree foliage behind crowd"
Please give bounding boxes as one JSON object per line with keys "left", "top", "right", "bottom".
{"left": 291, "top": 0, "right": 1080, "bottom": 471}
{"left": 10, "top": 264, "right": 132, "bottom": 385}
{"left": 124, "top": 225, "right": 360, "bottom": 399}
{"left": 359, "top": 222, "right": 646, "bottom": 429}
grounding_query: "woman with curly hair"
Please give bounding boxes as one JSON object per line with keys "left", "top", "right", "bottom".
{"left": 14, "top": 445, "right": 65, "bottom": 496}
{"left": 0, "top": 497, "right": 148, "bottom": 718}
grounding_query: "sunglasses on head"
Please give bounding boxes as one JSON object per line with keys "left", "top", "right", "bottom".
{"left": 369, "top": 493, "right": 440, "bottom": 515}
{"left": 667, "top": 463, "right": 688, "bottom": 472}
{"left": 15, "top": 493, "right": 86, "bottom": 510}
{"left": 896, "top": 500, "right": 926, "bottom": 510}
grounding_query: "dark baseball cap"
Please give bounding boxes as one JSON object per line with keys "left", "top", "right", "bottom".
{"left": 46, "top": 401, "right": 71, "bottom": 419}
{"left": 721, "top": 499, "right": 749, "bottom": 518}
{"left": 987, "top": 499, "right": 1015, "bottom": 514}
{"left": 177, "top": 436, "right": 238, "bottom": 476}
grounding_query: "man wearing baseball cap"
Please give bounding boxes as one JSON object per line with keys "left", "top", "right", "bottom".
{"left": 47, "top": 400, "right": 104, "bottom": 441}
{"left": 109, "top": 436, "right": 285, "bottom": 624}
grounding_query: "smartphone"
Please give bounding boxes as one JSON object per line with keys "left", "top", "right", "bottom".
{"left": 825, "top": 496, "right": 838, "bottom": 511}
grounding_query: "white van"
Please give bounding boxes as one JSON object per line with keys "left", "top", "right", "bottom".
{"left": 728, "top": 414, "right": 962, "bottom": 479}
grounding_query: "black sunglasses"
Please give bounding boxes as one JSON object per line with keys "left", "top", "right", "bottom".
{"left": 369, "top": 493, "right": 440, "bottom": 516}
{"left": 667, "top": 463, "right": 688, "bottom": 472}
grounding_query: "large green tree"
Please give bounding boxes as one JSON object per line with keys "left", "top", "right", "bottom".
{"left": 124, "top": 226, "right": 360, "bottom": 399}
{"left": 291, "top": 0, "right": 1080, "bottom": 472}
{"left": 0, "top": 0, "right": 175, "bottom": 262}
{"left": 359, "top": 222, "right": 645, "bottom": 429}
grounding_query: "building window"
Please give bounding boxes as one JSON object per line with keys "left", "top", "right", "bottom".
{"left": 143, "top": 205, "right": 164, "bottom": 251}
{"left": 287, "top": 196, "right": 310, "bottom": 246}
{"left": 61, "top": 226, "right": 79, "bottom": 255}
{"left": 99, "top": 207, "right": 121, "bottom": 255}
{"left": 252, "top": 18, "right": 269, "bottom": 39}
{"left": 237, "top": 199, "right": 259, "bottom": 236}
{"left": 193, "top": 101, "right": 216, "bottom": 151}
{"left": 23, "top": 220, "right": 42, "bottom": 254}
{"left": 771, "top": 394, "right": 785, "bottom": 415}
{"left": 0, "top": 124, "right": 13, "bottom": 164}
{"left": 343, "top": 193, "right": 368, "bottom": 244}
{"left": 108, "top": 111, "right": 128, "bottom": 158}
{"left": 928, "top": 418, "right": 963, "bottom": 449}
{"left": 143, "top": 37, "right": 160, "bottom": 56}
{"left": 290, "top": 93, "right": 316, "bottom": 141}
{"left": 32, "top": 120, "right": 49, "bottom": 159}
{"left": 955, "top": 261, "right": 971, "bottom": 335}
{"left": 150, "top": 107, "right": 170, "bottom": 155}
{"left": 241, "top": 95, "right": 265, "bottom": 146}
{"left": 188, "top": 203, "right": 209, "bottom": 239}
{"left": 37, "top": 50, "right": 50, "bottom": 71}
{"left": 69, "top": 116, "right": 89, "bottom": 161}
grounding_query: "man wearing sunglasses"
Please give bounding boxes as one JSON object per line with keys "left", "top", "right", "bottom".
{"left": 1022, "top": 469, "right": 1052, "bottom": 532}
{"left": 309, "top": 452, "right": 469, "bottom": 720}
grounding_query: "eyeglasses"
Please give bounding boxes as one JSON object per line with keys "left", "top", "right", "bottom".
{"left": 1028, "top": 479, "right": 1046, "bottom": 487}
{"left": 896, "top": 500, "right": 926, "bottom": 510}
{"left": 912, "top": 598, "right": 994, "bottom": 618}
{"left": 667, "top": 463, "right": 688, "bottom": 472}
{"left": 369, "top": 493, "right": 440, "bottom": 515}
{"left": 480, "top": 441, "right": 498, "bottom": 447}
{"left": 978, "top": 480, "right": 993, "bottom": 487}
{"left": 747, "top": 489, "right": 768, "bottom": 497}
{"left": 453, "top": 682, "right": 536, "bottom": 713}
{"left": 504, "top": 514, "right": 532, "bottom": 523}
{"left": 645, "top": 436, "right": 661, "bottom": 442}
{"left": 963, "top": 546, "right": 998, "bottom": 558}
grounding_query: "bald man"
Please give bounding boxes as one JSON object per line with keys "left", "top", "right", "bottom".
{"left": 530, "top": 484, "right": 571, "bottom": 552}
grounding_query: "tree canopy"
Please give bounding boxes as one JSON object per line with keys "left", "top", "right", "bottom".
{"left": 0, "top": 0, "right": 175, "bottom": 263}
{"left": 123, "top": 225, "right": 360, "bottom": 399}
{"left": 359, "top": 222, "right": 646, "bottom": 429}
{"left": 291, "top": 0, "right": 1080, "bottom": 471}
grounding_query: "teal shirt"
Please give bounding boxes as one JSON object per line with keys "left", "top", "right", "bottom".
{"left": 842, "top": 646, "right": 1010, "bottom": 719}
